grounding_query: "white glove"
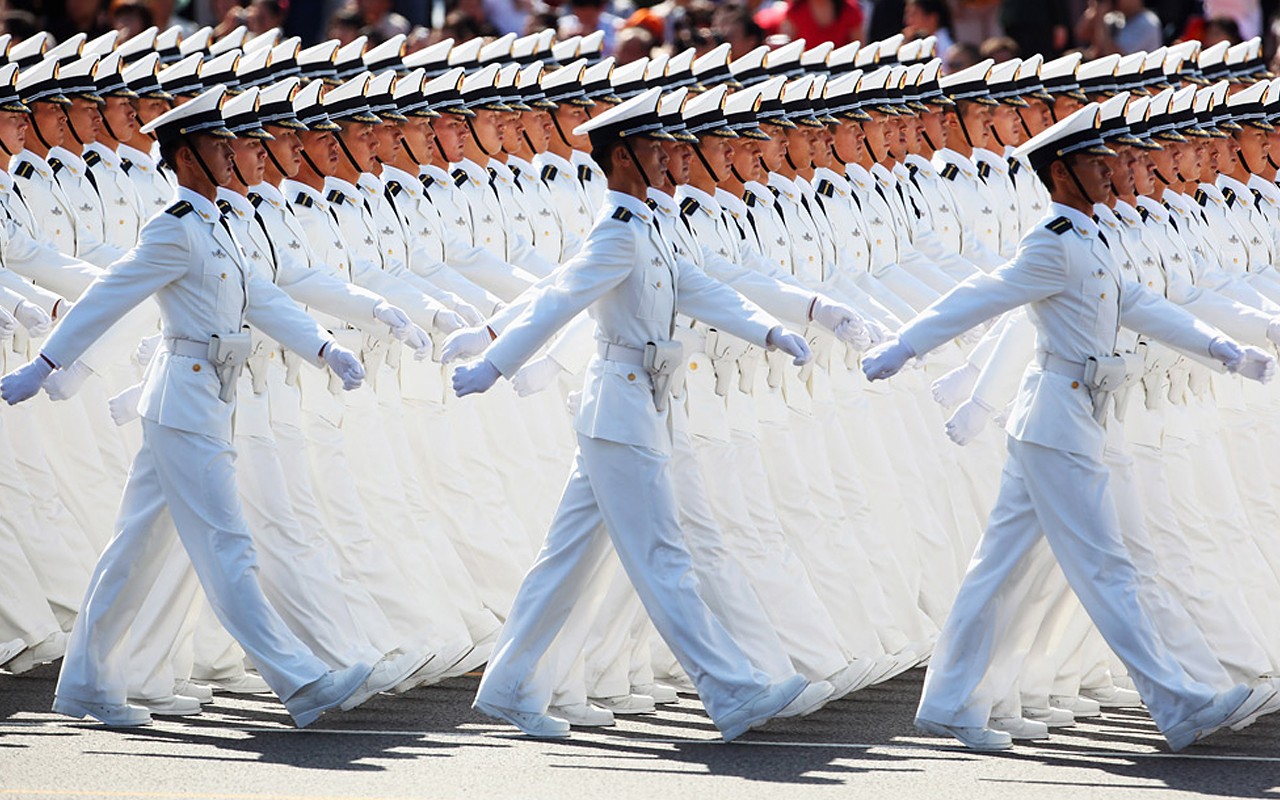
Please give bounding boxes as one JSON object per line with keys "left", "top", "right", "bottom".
{"left": 440, "top": 325, "right": 494, "bottom": 364}
{"left": 452, "top": 358, "right": 501, "bottom": 397}
{"left": 1267, "top": 317, "right": 1280, "bottom": 347}
{"left": 931, "top": 362, "right": 979, "bottom": 409}
{"left": 372, "top": 300, "right": 412, "bottom": 330}
{"left": 43, "top": 360, "right": 93, "bottom": 401}
{"left": 372, "top": 301, "right": 432, "bottom": 359}
{"left": 135, "top": 333, "right": 161, "bottom": 367}
{"left": 323, "top": 343, "right": 365, "bottom": 390}
{"left": 766, "top": 326, "right": 813, "bottom": 365}
{"left": 13, "top": 301, "right": 51, "bottom": 337}
{"left": 862, "top": 337, "right": 916, "bottom": 381}
{"left": 833, "top": 319, "right": 873, "bottom": 351}
{"left": 433, "top": 309, "right": 467, "bottom": 335}
{"left": 1218, "top": 340, "right": 1275, "bottom": 383}
{"left": 0, "top": 306, "right": 15, "bottom": 342}
{"left": 1, "top": 356, "right": 55, "bottom": 405}
{"left": 108, "top": 383, "right": 143, "bottom": 426}
{"left": 944, "top": 397, "right": 994, "bottom": 446}
{"left": 512, "top": 355, "right": 564, "bottom": 397}
{"left": 863, "top": 319, "right": 890, "bottom": 347}
{"left": 453, "top": 301, "right": 485, "bottom": 327}
{"left": 811, "top": 297, "right": 868, "bottom": 345}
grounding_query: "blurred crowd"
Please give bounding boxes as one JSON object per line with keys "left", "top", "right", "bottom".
{"left": 5, "top": 0, "right": 1280, "bottom": 80}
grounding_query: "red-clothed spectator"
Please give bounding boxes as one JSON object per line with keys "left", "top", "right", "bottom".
{"left": 755, "top": 0, "right": 864, "bottom": 46}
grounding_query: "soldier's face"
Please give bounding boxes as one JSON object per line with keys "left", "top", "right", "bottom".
{"left": 232, "top": 137, "right": 268, "bottom": 185}
{"left": 958, "top": 102, "right": 991, "bottom": 148}
{"left": 662, "top": 140, "right": 692, "bottom": 184}
{"left": 1149, "top": 140, "right": 1177, "bottom": 181}
{"left": 301, "top": 130, "right": 340, "bottom": 173}
{"left": 757, "top": 123, "right": 789, "bottom": 172}
{"left": 1199, "top": 136, "right": 1221, "bottom": 179}
{"left": 1268, "top": 128, "right": 1280, "bottom": 161}
{"left": 430, "top": 114, "right": 469, "bottom": 163}
{"left": 785, "top": 125, "right": 811, "bottom": 168}
{"left": 1113, "top": 148, "right": 1138, "bottom": 196}
{"left": 398, "top": 117, "right": 433, "bottom": 164}
{"left": 700, "top": 135, "right": 735, "bottom": 179}
{"left": 991, "top": 103, "right": 1025, "bottom": 147}
{"left": 731, "top": 135, "right": 765, "bottom": 182}
{"left": 372, "top": 119, "right": 404, "bottom": 161}
{"left": 135, "top": 98, "right": 171, "bottom": 127}
{"left": 1172, "top": 139, "right": 1198, "bottom": 181}
{"left": 629, "top": 137, "right": 668, "bottom": 182}
{"left": 809, "top": 127, "right": 833, "bottom": 168}
{"left": 1064, "top": 153, "right": 1114, "bottom": 203}
{"left": 32, "top": 102, "right": 67, "bottom": 147}
{"left": 66, "top": 98, "right": 103, "bottom": 143}
{"left": 1132, "top": 151, "right": 1158, "bottom": 195}
{"left": 1018, "top": 99, "right": 1053, "bottom": 136}
{"left": 339, "top": 121, "right": 379, "bottom": 171}
{"left": 1234, "top": 125, "right": 1270, "bottom": 171}
{"left": 525, "top": 110, "right": 553, "bottom": 153}
{"left": 919, "top": 108, "right": 946, "bottom": 150}
{"left": 192, "top": 134, "right": 235, "bottom": 186}
{"left": 0, "top": 110, "right": 29, "bottom": 153}
{"left": 554, "top": 104, "right": 591, "bottom": 149}
{"left": 1053, "top": 94, "right": 1085, "bottom": 120}
{"left": 102, "top": 97, "right": 138, "bottom": 142}
{"left": 861, "top": 115, "right": 888, "bottom": 158}
{"left": 471, "top": 109, "right": 504, "bottom": 153}
{"left": 832, "top": 120, "right": 862, "bottom": 162}
{"left": 265, "top": 125, "right": 303, "bottom": 176}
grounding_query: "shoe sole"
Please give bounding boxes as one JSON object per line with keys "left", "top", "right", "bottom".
{"left": 474, "top": 701, "right": 571, "bottom": 738}
{"left": 720, "top": 677, "right": 808, "bottom": 742}
{"left": 292, "top": 666, "right": 373, "bottom": 728}
{"left": 53, "top": 697, "right": 151, "bottom": 727}
{"left": 915, "top": 718, "right": 1013, "bottom": 751}
{"left": 1227, "top": 688, "right": 1280, "bottom": 733}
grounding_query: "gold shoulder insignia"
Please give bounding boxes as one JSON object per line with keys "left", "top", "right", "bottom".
{"left": 14, "top": 161, "right": 34, "bottom": 179}
{"left": 294, "top": 192, "right": 314, "bottom": 208}
{"left": 679, "top": 197, "right": 700, "bottom": 217}
{"left": 611, "top": 206, "right": 633, "bottom": 222}
{"left": 165, "top": 200, "right": 194, "bottom": 217}
{"left": 540, "top": 164, "right": 558, "bottom": 182}
{"left": 1046, "top": 216, "right": 1073, "bottom": 235}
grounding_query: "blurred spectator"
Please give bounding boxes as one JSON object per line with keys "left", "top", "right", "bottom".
{"left": 951, "top": 0, "right": 1003, "bottom": 45}
{"left": 671, "top": 18, "right": 716, "bottom": 54}
{"left": 327, "top": 6, "right": 363, "bottom": 42}
{"left": 213, "top": 0, "right": 249, "bottom": 40}
{"left": 712, "top": 2, "right": 765, "bottom": 58}
{"left": 903, "top": 0, "right": 954, "bottom": 55}
{"left": 247, "top": 0, "right": 284, "bottom": 33}
{"left": 483, "top": 0, "right": 531, "bottom": 35}
{"left": 1001, "top": 0, "right": 1069, "bottom": 58}
{"left": 0, "top": 9, "right": 42, "bottom": 39}
{"left": 1078, "top": 0, "right": 1163, "bottom": 56}
{"left": 559, "top": 0, "right": 626, "bottom": 54}
{"left": 941, "top": 40, "right": 980, "bottom": 72}
{"left": 616, "top": 24, "right": 655, "bottom": 61}
{"left": 353, "top": 0, "right": 412, "bottom": 42}
{"left": 49, "top": 0, "right": 113, "bottom": 42}
{"left": 524, "top": 9, "right": 560, "bottom": 34}
{"left": 1200, "top": 14, "right": 1245, "bottom": 44}
{"left": 979, "top": 34, "right": 1018, "bottom": 60}
{"left": 1204, "top": 0, "right": 1261, "bottom": 38}
{"left": 147, "top": 0, "right": 197, "bottom": 34}
{"left": 111, "top": 0, "right": 156, "bottom": 38}
{"left": 867, "top": 0, "right": 905, "bottom": 41}
{"left": 755, "top": 0, "right": 865, "bottom": 46}
{"left": 440, "top": 6, "right": 498, "bottom": 40}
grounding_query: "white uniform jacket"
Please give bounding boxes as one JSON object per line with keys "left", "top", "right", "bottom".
{"left": 485, "top": 191, "right": 778, "bottom": 452}
{"left": 41, "top": 187, "right": 332, "bottom": 442}
{"left": 897, "top": 203, "right": 1224, "bottom": 459}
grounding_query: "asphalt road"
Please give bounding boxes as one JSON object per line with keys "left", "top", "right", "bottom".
{"left": 2, "top": 664, "right": 1278, "bottom": 800}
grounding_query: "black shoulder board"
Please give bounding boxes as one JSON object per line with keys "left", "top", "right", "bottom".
{"left": 420, "top": 173, "right": 436, "bottom": 190}
{"left": 120, "top": 157, "right": 133, "bottom": 174}
{"left": 540, "top": 164, "right": 557, "bottom": 182}
{"left": 166, "top": 200, "right": 194, "bottom": 217}
{"left": 326, "top": 189, "right": 344, "bottom": 205}
{"left": 907, "top": 162, "right": 920, "bottom": 176}
{"left": 977, "top": 161, "right": 992, "bottom": 179}
{"left": 644, "top": 198, "right": 658, "bottom": 211}
{"left": 386, "top": 180, "right": 403, "bottom": 197}
{"left": 294, "top": 192, "right": 314, "bottom": 208}
{"left": 940, "top": 163, "right": 959, "bottom": 181}
{"left": 577, "top": 164, "right": 592, "bottom": 182}
{"left": 486, "top": 166, "right": 498, "bottom": 183}
{"left": 48, "top": 157, "right": 65, "bottom": 174}
{"left": 611, "top": 206, "right": 633, "bottom": 222}
{"left": 816, "top": 179, "right": 835, "bottom": 198}
{"left": 1252, "top": 187, "right": 1265, "bottom": 207}
{"left": 248, "top": 192, "right": 264, "bottom": 208}
{"left": 83, "top": 150, "right": 102, "bottom": 168}
{"left": 452, "top": 169, "right": 469, "bottom": 187}
{"left": 14, "top": 161, "right": 34, "bottom": 179}
{"left": 1007, "top": 157, "right": 1021, "bottom": 176}
{"left": 744, "top": 191, "right": 759, "bottom": 207}
{"left": 1194, "top": 188, "right": 1208, "bottom": 206}
{"left": 767, "top": 184, "right": 781, "bottom": 198}
{"left": 1137, "top": 205, "right": 1149, "bottom": 222}
{"left": 679, "top": 197, "right": 700, "bottom": 217}
{"left": 215, "top": 198, "right": 233, "bottom": 215}
{"left": 1223, "top": 187, "right": 1237, "bottom": 208}
{"left": 1046, "top": 216, "right": 1072, "bottom": 235}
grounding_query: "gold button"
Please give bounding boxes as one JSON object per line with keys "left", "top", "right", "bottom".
{"left": 1101, "top": 293, "right": 1106, "bottom": 299}
{"left": 689, "top": 362, "right": 698, "bottom": 371}
{"left": 1071, "top": 380, "right": 1079, "bottom": 389}
{"left": 627, "top": 372, "right": 636, "bottom": 381}
{"left": 1148, "top": 281, "right": 1154, "bottom": 286}
{"left": 221, "top": 272, "right": 227, "bottom": 279}
{"left": 657, "top": 281, "right": 663, "bottom": 288}
{"left": 193, "top": 364, "right": 201, "bottom": 372}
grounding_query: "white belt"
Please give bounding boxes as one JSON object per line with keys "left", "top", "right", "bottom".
{"left": 166, "top": 337, "right": 210, "bottom": 360}
{"left": 597, "top": 340, "right": 645, "bottom": 366}
{"left": 1036, "top": 351, "right": 1086, "bottom": 381}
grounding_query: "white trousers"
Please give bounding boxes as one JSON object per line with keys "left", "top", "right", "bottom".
{"left": 476, "top": 433, "right": 772, "bottom": 725}
{"left": 56, "top": 420, "right": 327, "bottom": 705}
{"left": 917, "top": 437, "right": 1217, "bottom": 733}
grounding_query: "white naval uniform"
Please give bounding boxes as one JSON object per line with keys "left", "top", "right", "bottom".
{"left": 117, "top": 143, "right": 176, "bottom": 218}
{"left": 46, "top": 187, "right": 338, "bottom": 706}
{"left": 474, "top": 190, "right": 783, "bottom": 726}
{"left": 47, "top": 146, "right": 127, "bottom": 267}
{"left": 904, "top": 203, "right": 1229, "bottom": 737}
{"left": 83, "top": 142, "right": 147, "bottom": 251}
{"left": 11, "top": 150, "right": 122, "bottom": 267}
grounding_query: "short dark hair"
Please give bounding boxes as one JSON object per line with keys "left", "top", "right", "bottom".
{"left": 1034, "top": 162, "right": 1056, "bottom": 192}
{"left": 157, "top": 135, "right": 189, "bottom": 173}
{"left": 592, "top": 140, "right": 624, "bottom": 177}
{"left": 906, "top": 0, "right": 951, "bottom": 28}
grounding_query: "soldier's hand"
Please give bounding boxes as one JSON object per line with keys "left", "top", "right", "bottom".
{"left": 440, "top": 326, "right": 495, "bottom": 364}
{"left": 1230, "top": 346, "right": 1275, "bottom": 383}
{"left": 13, "top": 301, "right": 51, "bottom": 337}
{"left": 108, "top": 383, "right": 144, "bottom": 426}
{"left": 810, "top": 296, "right": 867, "bottom": 348}
{"left": 453, "top": 359, "right": 501, "bottom": 397}
{"left": 931, "top": 362, "right": 979, "bottom": 409}
{"left": 0, "top": 306, "right": 15, "bottom": 342}
{"left": 766, "top": 326, "right": 812, "bottom": 366}
{"left": 944, "top": 397, "right": 994, "bottom": 446}
{"left": 453, "top": 301, "right": 485, "bottom": 327}
{"left": 43, "top": 360, "right": 93, "bottom": 401}
{"left": 323, "top": 343, "right": 366, "bottom": 391}
{"left": 862, "top": 337, "right": 916, "bottom": 382}
{"left": 512, "top": 355, "right": 563, "bottom": 397}
{"left": 2, "top": 356, "right": 55, "bottom": 405}
{"left": 135, "top": 333, "right": 161, "bottom": 367}
{"left": 433, "top": 310, "right": 467, "bottom": 335}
